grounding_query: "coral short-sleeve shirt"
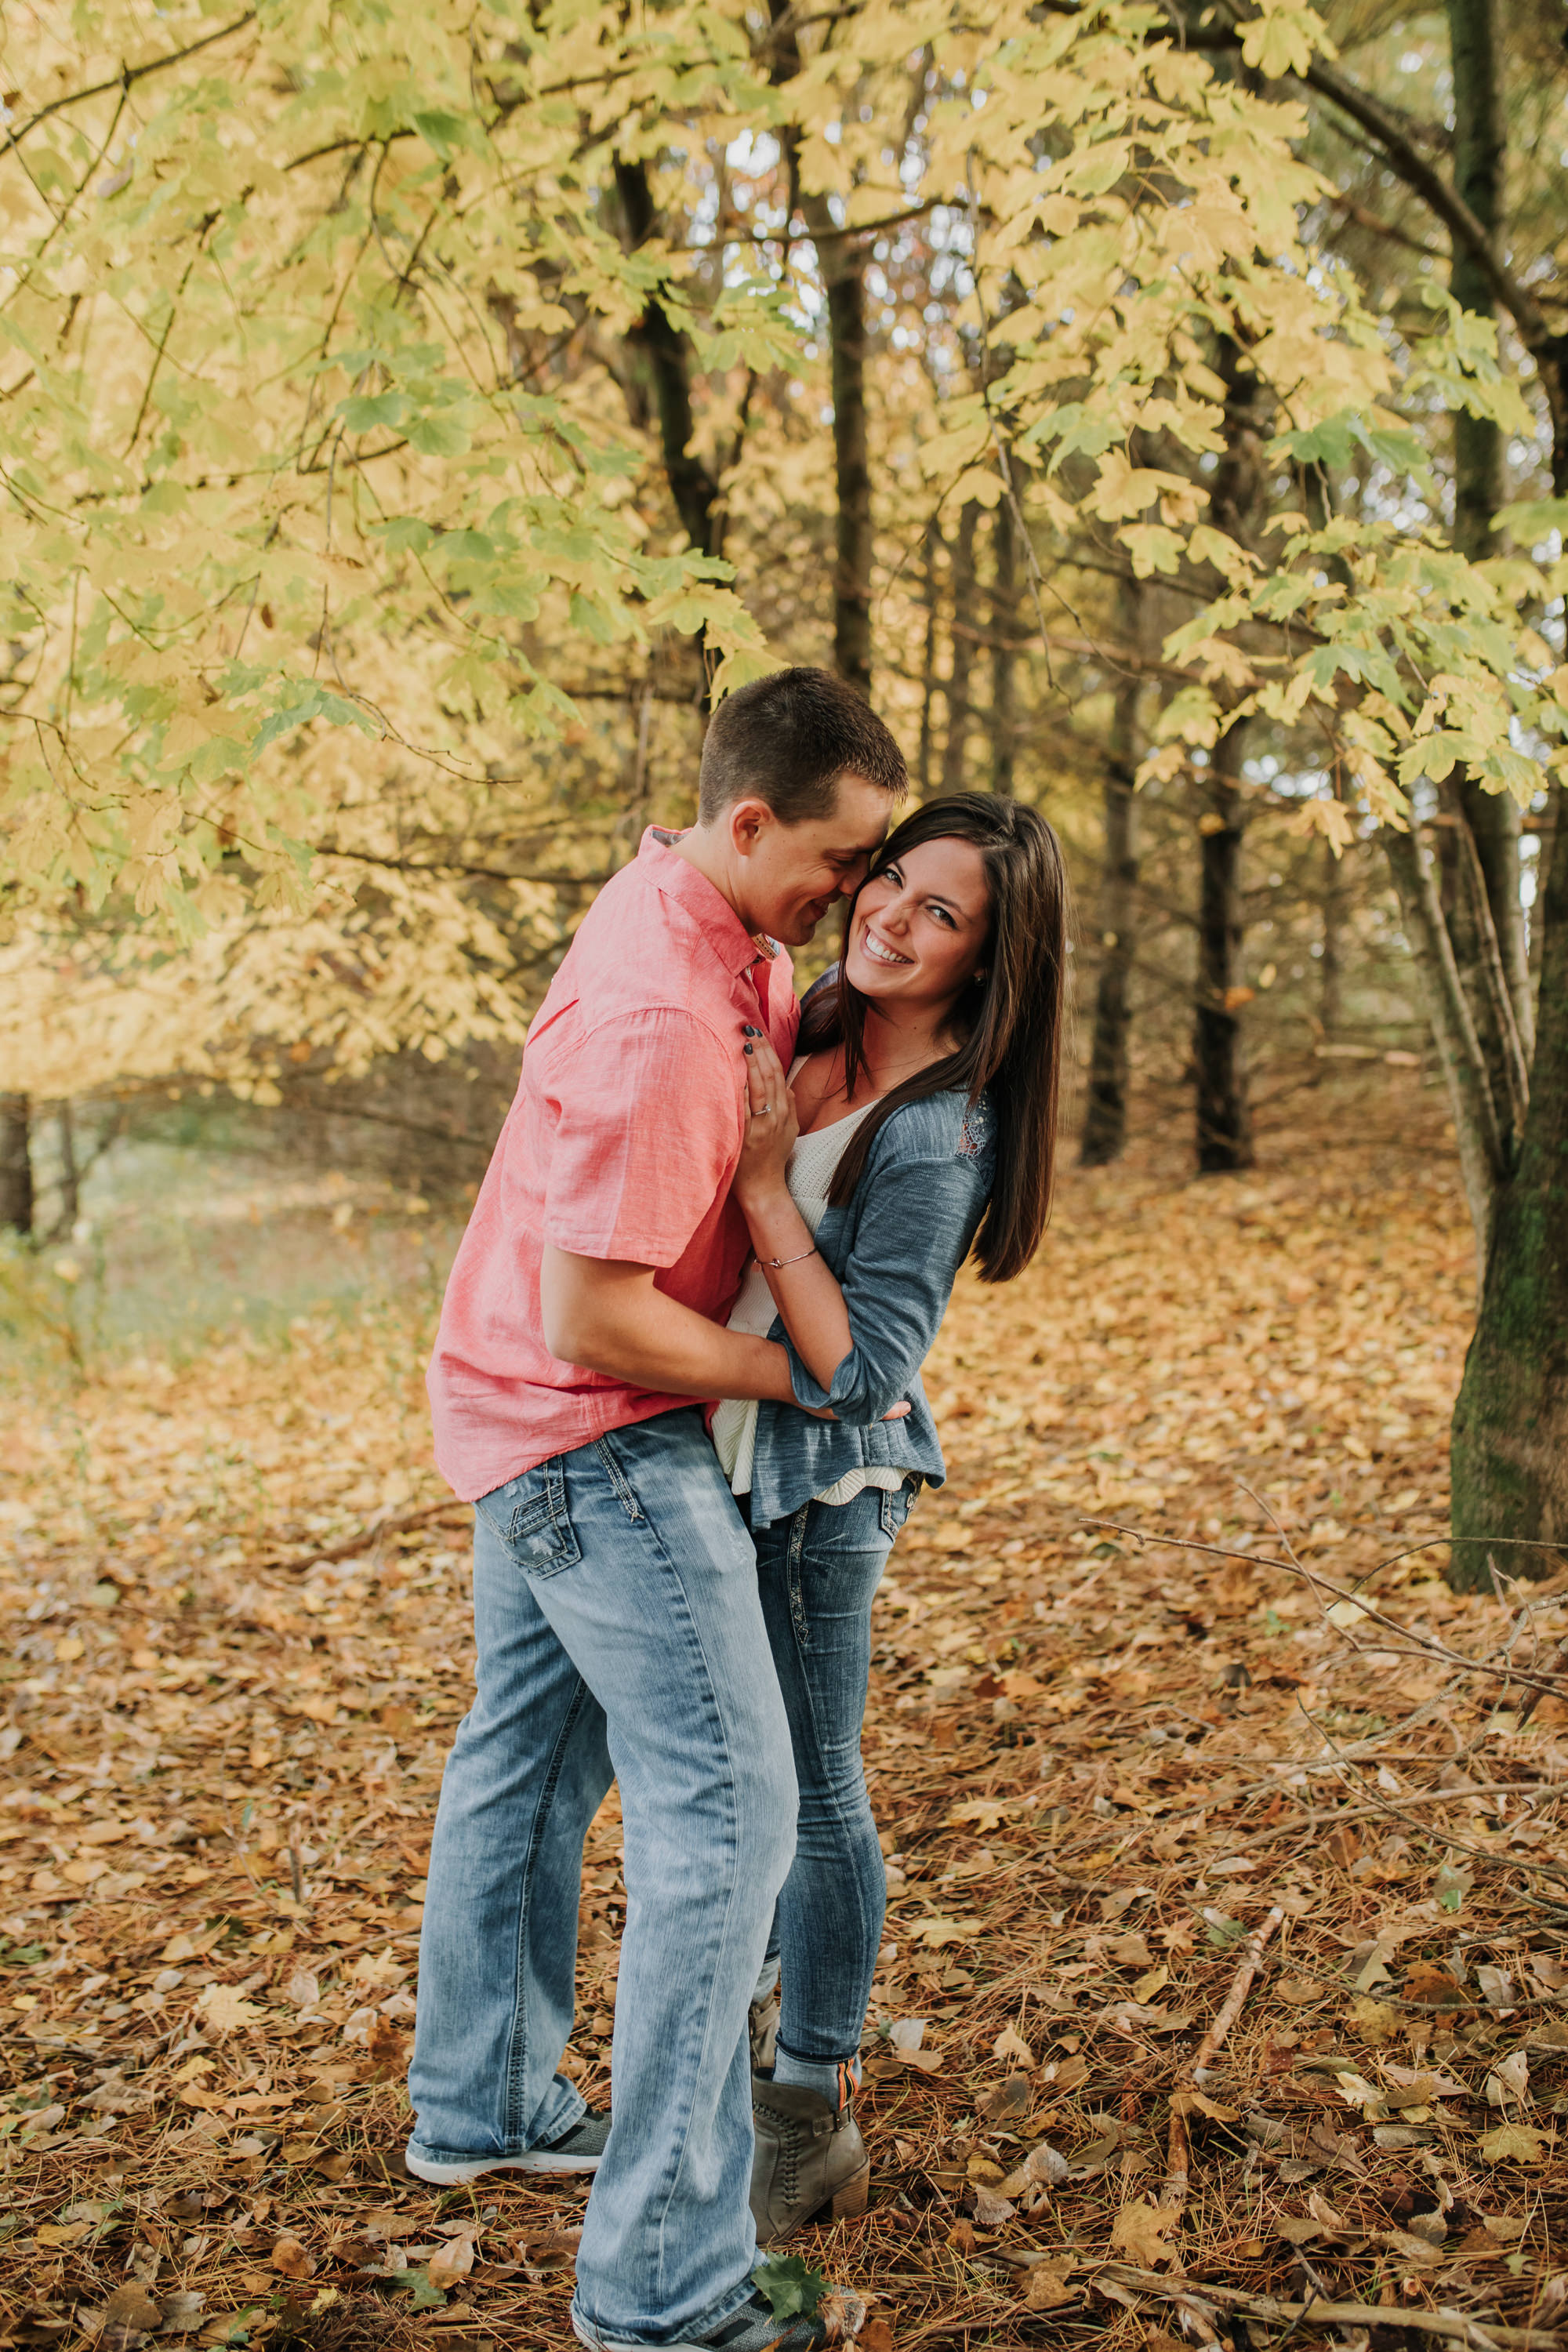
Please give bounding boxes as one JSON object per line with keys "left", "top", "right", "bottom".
{"left": 427, "top": 828, "right": 800, "bottom": 1501}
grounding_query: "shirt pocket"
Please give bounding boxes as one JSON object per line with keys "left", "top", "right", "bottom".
{"left": 474, "top": 1458, "right": 583, "bottom": 1577}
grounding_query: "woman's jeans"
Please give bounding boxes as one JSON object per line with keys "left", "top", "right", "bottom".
{"left": 408, "top": 1409, "right": 799, "bottom": 2349}
{"left": 749, "top": 1481, "right": 912, "bottom": 2069}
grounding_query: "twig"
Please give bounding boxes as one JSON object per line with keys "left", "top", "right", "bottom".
{"left": 1162, "top": 1904, "right": 1283, "bottom": 2210}
{"left": 1515, "top": 1635, "right": 1568, "bottom": 1730}
{"left": 251, "top": 1495, "right": 469, "bottom": 1569}
{"left": 1098, "top": 2264, "right": 1566, "bottom": 2350}
{"left": 1080, "top": 1520, "right": 1566, "bottom": 1702}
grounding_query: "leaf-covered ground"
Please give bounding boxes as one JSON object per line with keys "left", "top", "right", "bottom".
{"left": 2, "top": 1072, "right": 1564, "bottom": 2352}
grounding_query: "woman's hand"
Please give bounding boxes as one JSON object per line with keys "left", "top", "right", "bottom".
{"left": 735, "top": 1030, "right": 800, "bottom": 1209}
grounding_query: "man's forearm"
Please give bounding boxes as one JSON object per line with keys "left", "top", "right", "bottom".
{"left": 540, "top": 1248, "right": 799, "bottom": 1403}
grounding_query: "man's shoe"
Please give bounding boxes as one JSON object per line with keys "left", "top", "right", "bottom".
{"left": 572, "top": 2284, "right": 866, "bottom": 2350}
{"left": 750, "top": 2077, "right": 870, "bottom": 2247}
{"left": 405, "top": 2107, "right": 610, "bottom": 2184}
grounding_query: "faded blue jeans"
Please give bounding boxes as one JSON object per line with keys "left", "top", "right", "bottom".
{"left": 408, "top": 1408, "right": 798, "bottom": 2347}
{"left": 749, "top": 1481, "right": 913, "bottom": 2071}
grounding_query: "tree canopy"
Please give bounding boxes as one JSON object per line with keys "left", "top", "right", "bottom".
{"left": 4, "top": 0, "right": 1562, "bottom": 1101}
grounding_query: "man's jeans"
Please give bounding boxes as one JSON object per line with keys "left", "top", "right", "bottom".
{"left": 408, "top": 1408, "right": 798, "bottom": 2347}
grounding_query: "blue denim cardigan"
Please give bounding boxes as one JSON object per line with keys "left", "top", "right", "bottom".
{"left": 744, "top": 1086, "right": 996, "bottom": 1528}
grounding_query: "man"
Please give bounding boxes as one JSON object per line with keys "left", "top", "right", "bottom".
{"left": 414, "top": 668, "right": 907, "bottom": 2352}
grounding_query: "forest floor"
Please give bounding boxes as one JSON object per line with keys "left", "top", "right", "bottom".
{"left": 2, "top": 1067, "right": 1565, "bottom": 2352}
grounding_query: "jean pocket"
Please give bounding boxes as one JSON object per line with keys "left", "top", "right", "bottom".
{"left": 475, "top": 1459, "right": 582, "bottom": 1577}
{"left": 880, "top": 1479, "right": 917, "bottom": 1541}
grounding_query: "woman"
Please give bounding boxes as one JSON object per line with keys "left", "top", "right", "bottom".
{"left": 710, "top": 791, "right": 1070, "bottom": 2245}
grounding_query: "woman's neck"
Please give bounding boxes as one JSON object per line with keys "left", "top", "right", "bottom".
{"left": 858, "top": 1004, "right": 953, "bottom": 1090}
{"left": 827, "top": 999, "right": 963, "bottom": 1105}
{"left": 797, "top": 1000, "right": 962, "bottom": 1131}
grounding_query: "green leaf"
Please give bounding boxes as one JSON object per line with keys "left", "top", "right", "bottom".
{"left": 405, "top": 412, "right": 472, "bottom": 458}
{"left": 373, "top": 517, "right": 434, "bottom": 554}
{"left": 412, "top": 110, "right": 478, "bottom": 161}
{"left": 1496, "top": 497, "right": 1568, "bottom": 543}
{"left": 252, "top": 684, "right": 379, "bottom": 755}
{"left": 387, "top": 2269, "right": 448, "bottom": 2310}
{"left": 753, "top": 2252, "right": 829, "bottom": 2320}
{"left": 339, "top": 394, "right": 411, "bottom": 433}
{"left": 434, "top": 530, "right": 495, "bottom": 562}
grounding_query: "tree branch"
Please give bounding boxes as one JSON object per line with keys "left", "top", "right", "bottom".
{"left": 1159, "top": 3, "right": 1568, "bottom": 470}
{"left": 2, "top": 13, "right": 257, "bottom": 151}
{"left": 315, "top": 845, "right": 608, "bottom": 885}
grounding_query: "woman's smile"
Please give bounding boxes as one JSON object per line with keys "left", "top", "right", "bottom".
{"left": 860, "top": 925, "right": 913, "bottom": 967}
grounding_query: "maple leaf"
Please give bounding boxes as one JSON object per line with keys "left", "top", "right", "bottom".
{"left": 1022, "top": 2264, "right": 1075, "bottom": 2310}
{"left": 1110, "top": 2198, "right": 1182, "bottom": 2269}
{"left": 907, "top": 1915, "right": 979, "bottom": 1948}
{"left": 753, "top": 2253, "right": 828, "bottom": 2320}
{"left": 384, "top": 2270, "right": 444, "bottom": 2311}
{"left": 1477, "top": 2122, "right": 1546, "bottom": 2163}
{"left": 198, "top": 1983, "right": 261, "bottom": 2034}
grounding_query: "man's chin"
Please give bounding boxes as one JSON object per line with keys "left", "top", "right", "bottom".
{"left": 775, "top": 908, "right": 828, "bottom": 948}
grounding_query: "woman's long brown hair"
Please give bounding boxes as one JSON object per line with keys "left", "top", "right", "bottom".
{"left": 798, "top": 793, "right": 1071, "bottom": 1283}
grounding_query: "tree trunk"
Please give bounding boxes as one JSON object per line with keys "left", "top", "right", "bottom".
{"left": 942, "top": 502, "right": 980, "bottom": 792}
{"left": 768, "top": 0, "right": 873, "bottom": 698}
{"left": 56, "top": 1102, "right": 79, "bottom": 1238}
{"left": 1530, "top": 794, "right": 1559, "bottom": 988}
{"left": 1384, "top": 825, "right": 1507, "bottom": 1270}
{"left": 1193, "top": 336, "right": 1261, "bottom": 1173}
{"left": 1443, "top": 0, "right": 1534, "bottom": 1063}
{"left": 916, "top": 516, "right": 940, "bottom": 797}
{"left": 1449, "top": 796, "right": 1568, "bottom": 1584}
{"left": 612, "top": 162, "right": 720, "bottom": 566}
{"left": 1193, "top": 725, "right": 1254, "bottom": 1172}
{"left": 821, "top": 246, "right": 873, "bottom": 696}
{"left": 0, "top": 1095, "right": 33, "bottom": 1236}
{"left": 1446, "top": 0, "right": 1505, "bottom": 565}
{"left": 1431, "top": 0, "right": 1568, "bottom": 1585}
{"left": 1081, "top": 579, "right": 1145, "bottom": 1167}
{"left": 990, "top": 493, "right": 1018, "bottom": 794}
{"left": 1320, "top": 835, "right": 1348, "bottom": 1037}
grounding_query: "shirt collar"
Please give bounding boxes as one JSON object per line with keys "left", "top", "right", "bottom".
{"left": 638, "top": 826, "right": 776, "bottom": 978}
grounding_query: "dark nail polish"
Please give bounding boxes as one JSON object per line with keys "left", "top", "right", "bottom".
{"left": 744, "top": 1041, "right": 753, "bottom": 1054}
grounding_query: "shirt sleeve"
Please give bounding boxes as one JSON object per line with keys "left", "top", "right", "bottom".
{"left": 781, "top": 1155, "right": 990, "bottom": 1424}
{"left": 539, "top": 1009, "right": 742, "bottom": 1267}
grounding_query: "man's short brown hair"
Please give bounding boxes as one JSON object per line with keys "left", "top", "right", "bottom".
{"left": 698, "top": 666, "right": 908, "bottom": 826}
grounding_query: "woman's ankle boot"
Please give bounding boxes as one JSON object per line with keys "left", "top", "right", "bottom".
{"left": 750, "top": 2075, "right": 870, "bottom": 2246}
